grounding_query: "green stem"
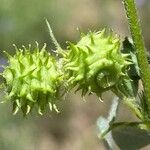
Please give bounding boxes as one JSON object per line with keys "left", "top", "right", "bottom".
{"left": 113, "top": 89, "right": 144, "bottom": 120}
{"left": 123, "top": 0, "right": 150, "bottom": 111}
{"left": 100, "top": 121, "right": 149, "bottom": 138}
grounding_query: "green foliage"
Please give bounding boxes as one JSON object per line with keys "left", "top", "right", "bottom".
{"left": 123, "top": 0, "right": 150, "bottom": 112}
{"left": 0, "top": 1, "right": 150, "bottom": 149}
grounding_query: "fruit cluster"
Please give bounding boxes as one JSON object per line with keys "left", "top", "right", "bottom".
{"left": 1, "top": 30, "right": 131, "bottom": 115}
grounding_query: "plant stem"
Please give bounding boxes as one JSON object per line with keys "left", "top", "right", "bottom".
{"left": 100, "top": 121, "right": 148, "bottom": 138}
{"left": 113, "top": 89, "right": 144, "bottom": 120}
{"left": 123, "top": 0, "right": 150, "bottom": 111}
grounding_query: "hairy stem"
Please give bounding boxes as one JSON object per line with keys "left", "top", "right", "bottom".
{"left": 123, "top": 0, "right": 150, "bottom": 111}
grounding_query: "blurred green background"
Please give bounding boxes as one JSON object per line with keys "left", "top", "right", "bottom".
{"left": 0, "top": 0, "right": 150, "bottom": 149}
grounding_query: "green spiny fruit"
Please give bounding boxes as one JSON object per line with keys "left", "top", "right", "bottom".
{"left": 62, "top": 29, "right": 132, "bottom": 97}
{"left": 1, "top": 43, "right": 62, "bottom": 115}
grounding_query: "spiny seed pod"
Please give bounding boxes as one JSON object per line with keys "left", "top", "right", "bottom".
{"left": 62, "top": 29, "right": 131, "bottom": 97}
{"left": 1, "top": 44, "right": 62, "bottom": 115}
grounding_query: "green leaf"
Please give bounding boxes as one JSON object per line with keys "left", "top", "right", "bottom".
{"left": 121, "top": 37, "right": 140, "bottom": 97}
{"left": 122, "top": 37, "right": 140, "bottom": 79}
{"left": 112, "top": 126, "right": 150, "bottom": 149}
